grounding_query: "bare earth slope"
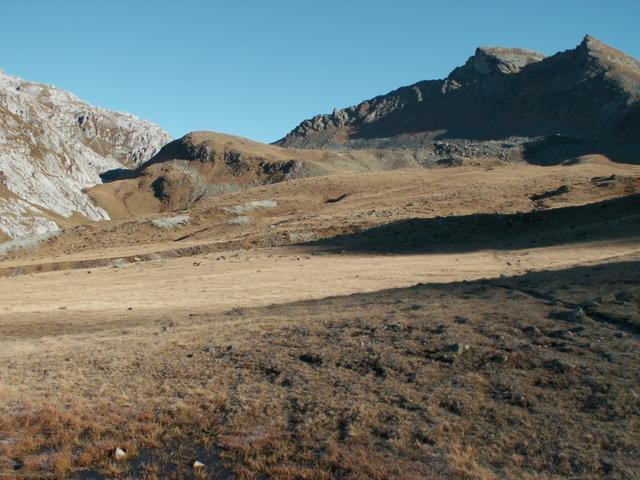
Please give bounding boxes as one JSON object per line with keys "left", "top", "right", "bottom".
{"left": 0, "top": 69, "right": 171, "bottom": 238}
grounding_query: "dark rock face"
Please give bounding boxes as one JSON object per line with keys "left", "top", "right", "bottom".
{"left": 277, "top": 36, "right": 640, "bottom": 150}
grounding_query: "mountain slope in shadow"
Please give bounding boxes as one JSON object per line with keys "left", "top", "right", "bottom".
{"left": 278, "top": 36, "right": 640, "bottom": 158}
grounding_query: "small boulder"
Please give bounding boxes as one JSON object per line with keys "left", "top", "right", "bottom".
{"left": 448, "top": 343, "right": 470, "bottom": 354}
{"left": 491, "top": 353, "right": 509, "bottom": 364}
{"left": 570, "top": 307, "right": 588, "bottom": 322}
{"left": 615, "top": 291, "right": 634, "bottom": 303}
{"left": 114, "top": 447, "right": 126, "bottom": 461}
{"left": 299, "top": 353, "right": 323, "bottom": 367}
{"left": 522, "top": 325, "right": 542, "bottom": 336}
{"left": 544, "top": 358, "right": 575, "bottom": 373}
{"left": 193, "top": 460, "right": 205, "bottom": 469}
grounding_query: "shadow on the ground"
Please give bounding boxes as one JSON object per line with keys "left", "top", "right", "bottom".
{"left": 260, "top": 257, "right": 640, "bottom": 334}
{"left": 99, "top": 168, "right": 137, "bottom": 183}
{"left": 304, "top": 194, "right": 640, "bottom": 254}
{"left": 521, "top": 136, "right": 640, "bottom": 165}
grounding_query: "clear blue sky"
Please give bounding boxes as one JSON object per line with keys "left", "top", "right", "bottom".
{"left": 1, "top": 1, "right": 639, "bottom": 143}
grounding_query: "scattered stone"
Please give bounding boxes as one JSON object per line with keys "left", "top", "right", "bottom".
{"left": 596, "top": 293, "right": 616, "bottom": 303}
{"left": 299, "top": 353, "right": 323, "bottom": 367}
{"left": 547, "top": 329, "right": 572, "bottom": 339}
{"left": 514, "top": 441, "right": 529, "bottom": 455}
{"left": 570, "top": 307, "right": 588, "bottom": 322}
{"left": 549, "top": 308, "right": 588, "bottom": 323}
{"left": 326, "top": 193, "right": 348, "bottom": 204}
{"left": 384, "top": 323, "right": 404, "bottom": 332}
{"left": 582, "top": 300, "right": 600, "bottom": 311}
{"left": 522, "top": 326, "right": 542, "bottom": 336}
{"left": 491, "top": 353, "right": 509, "bottom": 364}
{"left": 544, "top": 358, "right": 575, "bottom": 373}
{"left": 436, "top": 156, "right": 464, "bottom": 168}
{"left": 280, "top": 376, "right": 293, "bottom": 387}
{"left": 530, "top": 184, "right": 570, "bottom": 201}
{"left": 448, "top": 343, "right": 470, "bottom": 354}
{"left": 114, "top": 447, "right": 126, "bottom": 460}
{"left": 601, "top": 459, "right": 614, "bottom": 474}
{"left": 441, "top": 399, "right": 465, "bottom": 415}
{"left": 513, "top": 393, "right": 527, "bottom": 407}
{"left": 615, "top": 291, "right": 634, "bottom": 303}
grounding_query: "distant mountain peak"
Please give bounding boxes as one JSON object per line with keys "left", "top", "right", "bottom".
{"left": 579, "top": 34, "right": 615, "bottom": 54}
{"left": 574, "top": 34, "right": 640, "bottom": 72}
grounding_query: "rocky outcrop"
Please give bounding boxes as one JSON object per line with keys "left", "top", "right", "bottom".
{"left": 277, "top": 36, "right": 640, "bottom": 150}
{"left": 0, "top": 70, "right": 171, "bottom": 239}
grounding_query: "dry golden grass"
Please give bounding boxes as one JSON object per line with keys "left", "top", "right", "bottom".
{"left": 1, "top": 258, "right": 639, "bottom": 479}
{"left": 2, "top": 161, "right": 640, "bottom": 479}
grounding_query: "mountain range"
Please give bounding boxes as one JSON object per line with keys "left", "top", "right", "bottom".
{"left": 277, "top": 35, "right": 640, "bottom": 150}
{"left": 1, "top": 35, "right": 639, "bottom": 241}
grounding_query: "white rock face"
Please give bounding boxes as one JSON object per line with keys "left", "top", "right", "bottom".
{"left": 0, "top": 69, "right": 171, "bottom": 239}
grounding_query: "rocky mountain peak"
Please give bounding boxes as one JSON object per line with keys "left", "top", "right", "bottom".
{"left": 278, "top": 36, "right": 640, "bottom": 150}
{"left": 581, "top": 34, "right": 601, "bottom": 49}
{"left": 467, "top": 46, "right": 546, "bottom": 75}
{"left": 443, "top": 45, "right": 546, "bottom": 90}
{"left": 575, "top": 34, "right": 640, "bottom": 76}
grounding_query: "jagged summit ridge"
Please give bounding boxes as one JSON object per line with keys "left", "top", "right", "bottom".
{"left": 463, "top": 46, "right": 546, "bottom": 75}
{"left": 277, "top": 35, "right": 640, "bottom": 149}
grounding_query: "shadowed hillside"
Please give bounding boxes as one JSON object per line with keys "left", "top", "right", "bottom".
{"left": 278, "top": 36, "right": 640, "bottom": 157}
